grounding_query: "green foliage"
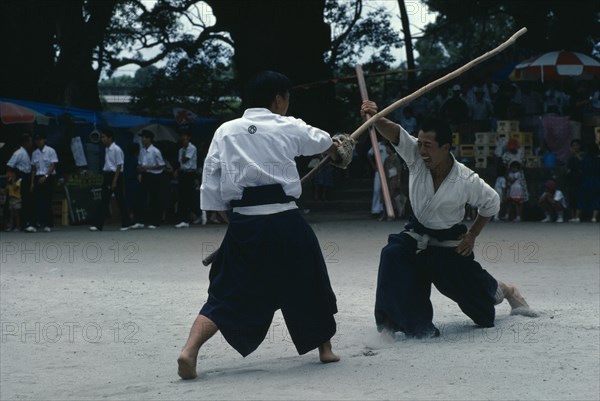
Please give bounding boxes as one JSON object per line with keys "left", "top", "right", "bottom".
{"left": 128, "top": 42, "right": 237, "bottom": 119}
{"left": 325, "top": 0, "right": 402, "bottom": 73}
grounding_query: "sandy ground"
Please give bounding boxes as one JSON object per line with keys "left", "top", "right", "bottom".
{"left": 1, "top": 215, "right": 599, "bottom": 400}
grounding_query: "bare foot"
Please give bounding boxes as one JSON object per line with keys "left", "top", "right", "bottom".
{"left": 177, "top": 351, "right": 198, "bottom": 379}
{"left": 318, "top": 341, "right": 340, "bottom": 363}
{"left": 504, "top": 284, "right": 529, "bottom": 309}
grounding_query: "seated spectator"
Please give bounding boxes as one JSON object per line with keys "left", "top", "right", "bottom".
{"left": 538, "top": 180, "right": 566, "bottom": 223}
{"left": 505, "top": 160, "right": 528, "bottom": 222}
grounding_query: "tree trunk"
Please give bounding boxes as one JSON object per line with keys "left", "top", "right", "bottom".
{"left": 207, "top": 0, "right": 336, "bottom": 131}
{"left": 398, "top": 0, "right": 416, "bottom": 90}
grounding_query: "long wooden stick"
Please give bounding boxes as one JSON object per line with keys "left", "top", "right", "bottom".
{"left": 302, "top": 27, "right": 527, "bottom": 185}
{"left": 202, "top": 27, "right": 528, "bottom": 266}
{"left": 356, "top": 64, "right": 395, "bottom": 220}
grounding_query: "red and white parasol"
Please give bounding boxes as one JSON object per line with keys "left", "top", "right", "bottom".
{"left": 511, "top": 51, "right": 600, "bottom": 81}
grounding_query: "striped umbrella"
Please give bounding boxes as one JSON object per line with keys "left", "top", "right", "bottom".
{"left": 511, "top": 51, "right": 600, "bottom": 81}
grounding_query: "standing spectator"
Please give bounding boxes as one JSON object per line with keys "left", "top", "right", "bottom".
{"left": 311, "top": 154, "right": 334, "bottom": 201}
{"left": 441, "top": 84, "right": 469, "bottom": 126}
{"left": 493, "top": 164, "right": 507, "bottom": 222}
{"left": 5, "top": 171, "right": 22, "bottom": 231}
{"left": 6, "top": 133, "right": 32, "bottom": 230}
{"left": 368, "top": 139, "right": 388, "bottom": 219}
{"left": 566, "top": 139, "right": 583, "bottom": 221}
{"left": 89, "top": 131, "right": 131, "bottom": 231}
{"left": 175, "top": 131, "right": 198, "bottom": 228}
{"left": 543, "top": 83, "right": 566, "bottom": 114}
{"left": 383, "top": 142, "right": 406, "bottom": 219}
{"left": 468, "top": 88, "right": 494, "bottom": 131}
{"left": 28, "top": 133, "right": 58, "bottom": 232}
{"left": 130, "top": 130, "right": 165, "bottom": 229}
{"left": 538, "top": 180, "right": 566, "bottom": 223}
{"left": 571, "top": 142, "right": 600, "bottom": 223}
{"left": 399, "top": 107, "right": 418, "bottom": 135}
{"left": 505, "top": 160, "right": 528, "bottom": 222}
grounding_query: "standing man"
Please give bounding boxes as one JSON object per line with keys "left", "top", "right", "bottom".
{"left": 6, "top": 133, "right": 33, "bottom": 230}
{"left": 175, "top": 131, "right": 197, "bottom": 228}
{"left": 130, "top": 130, "right": 165, "bottom": 229}
{"left": 360, "top": 100, "right": 535, "bottom": 339}
{"left": 28, "top": 133, "right": 58, "bottom": 233}
{"left": 89, "top": 130, "right": 131, "bottom": 231}
{"left": 177, "top": 71, "right": 351, "bottom": 379}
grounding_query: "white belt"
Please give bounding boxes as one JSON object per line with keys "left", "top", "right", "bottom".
{"left": 405, "top": 230, "right": 462, "bottom": 253}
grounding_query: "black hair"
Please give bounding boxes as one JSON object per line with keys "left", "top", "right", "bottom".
{"left": 509, "top": 160, "right": 521, "bottom": 169}
{"left": 570, "top": 139, "right": 581, "bottom": 146}
{"left": 21, "top": 133, "right": 32, "bottom": 145}
{"left": 102, "top": 129, "right": 113, "bottom": 139}
{"left": 420, "top": 117, "right": 452, "bottom": 147}
{"left": 140, "top": 129, "right": 154, "bottom": 140}
{"left": 243, "top": 71, "right": 293, "bottom": 109}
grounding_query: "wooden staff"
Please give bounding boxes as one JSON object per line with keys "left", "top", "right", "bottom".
{"left": 202, "top": 27, "right": 528, "bottom": 266}
{"left": 356, "top": 64, "right": 395, "bottom": 220}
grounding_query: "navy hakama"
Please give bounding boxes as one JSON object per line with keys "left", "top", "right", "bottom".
{"left": 200, "top": 208, "right": 337, "bottom": 357}
{"left": 375, "top": 220, "right": 498, "bottom": 338}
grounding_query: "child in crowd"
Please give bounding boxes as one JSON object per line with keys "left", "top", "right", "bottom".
{"left": 505, "top": 161, "right": 528, "bottom": 222}
{"left": 538, "top": 180, "right": 566, "bottom": 223}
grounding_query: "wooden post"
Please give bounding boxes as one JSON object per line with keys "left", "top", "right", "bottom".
{"left": 355, "top": 64, "right": 395, "bottom": 220}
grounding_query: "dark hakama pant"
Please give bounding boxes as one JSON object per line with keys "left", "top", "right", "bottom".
{"left": 200, "top": 208, "right": 337, "bottom": 357}
{"left": 375, "top": 228, "right": 498, "bottom": 338}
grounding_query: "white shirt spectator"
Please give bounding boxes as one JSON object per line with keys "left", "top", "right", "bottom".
{"left": 178, "top": 143, "right": 197, "bottom": 171}
{"left": 31, "top": 145, "right": 58, "bottom": 175}
{"left": 139, "top": 144, "right": 165, "bottom": 174}
{"left": 103, "top": 142, "right": 125, "bottom": 172}
{"left": 7, "top": 146, "right": 31, "bottom": 173}
{"left": 201, "top": 108, "right": 333, "bottom": 215}
{"left": 392, "top": 125, "right": 499, "bottom": 229}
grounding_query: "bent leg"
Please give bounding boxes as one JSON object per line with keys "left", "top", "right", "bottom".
{"left": 428, "top": 249, "right": 497, "bottom": 327}
{"left": 375, "top": 233, "right": 436, "bottom": 337}
{"left": 177, "top": 314, "right": 218, "bottom": 379}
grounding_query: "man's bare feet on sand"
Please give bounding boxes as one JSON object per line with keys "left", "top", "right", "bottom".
{"left": 177, "top": 351, "right": 198, "bottom": 379}
{"left": 500, "top": 282, "right": 539, "bottom": 317}
{"left": 318, "top": 341, "right": 340, "bottom": 363}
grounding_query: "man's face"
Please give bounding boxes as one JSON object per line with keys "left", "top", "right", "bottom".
{"left": 417, "top": 130, "right": 449, "bottom": 170}
{"left": 181, "top": 135, "right": 190, "bottom": 146}
{"left": 36, "top": 138, "right": 46, "bottom": 149}
{"left": 141, "top": 136, "right": 151, "bottom": 147}
{"left": 100, "top": 134, "right": 110, "bottom": 146}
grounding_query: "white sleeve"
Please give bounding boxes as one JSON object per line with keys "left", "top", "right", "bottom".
{"left": 392, "top": 125, "right": 419, "bottom": 165}
{"left": 467, "top": 172, "right": 501, "bottom": 217}
{"left": 200, "top": 137, "right": 228, "bottom": 211}
{"left": 155, "top": 149, "right": 165, "bottom": 167}
{"left": 115, "top": 149, "right": 124, "bottom": 167}
{"left": 292, "top": 118, "right": 333, "bottom": 156}
{"left": 49, "top": 148, "right": 59, "bottom": 163}
{"left": 6, "top": 152, "right": 18, "bottom": 168}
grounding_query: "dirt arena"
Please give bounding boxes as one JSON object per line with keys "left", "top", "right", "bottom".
{"left": 1, "top": 216, "right": 598, "bottom": 400}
